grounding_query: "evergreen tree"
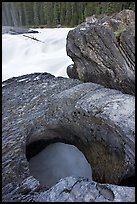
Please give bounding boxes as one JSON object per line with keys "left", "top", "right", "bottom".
{"left": 60, "top": 2, "right": 66, "bottom": 25}
{"left": 2, "top": 2, "right": 135, "bottom": 27}
{"left": 33, "top": 2, "right": 39, "bottom": 26}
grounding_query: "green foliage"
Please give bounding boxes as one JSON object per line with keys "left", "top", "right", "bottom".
{"left": 2, "top": 2, "right": 135, "bottom": 27}
{"left": 115, "top": 26, "right": 126, "bottom": 42}
{"left": 132, "top": 31, "right": 135, "bottom": 38}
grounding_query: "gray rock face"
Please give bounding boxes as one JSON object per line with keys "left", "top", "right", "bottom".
{"left": 35, "top": 176, "right": 135, "bottom": 202}
{"left": 2, "top": 73, "right": 135, "bottom": 202}
{"left": 2, "top": 176, "right": 135, "bottom": 202}
{"left": 66, "top": 10, "right": 135, "bottom": 95}
{"left": 44, "top": 81, "right": 135, "bottom": 185}
{"left": 2, "top": 26, "right": 39, "bottom": 34}
{"left": 67, "top": 64, "right": 79, "bottom": 79}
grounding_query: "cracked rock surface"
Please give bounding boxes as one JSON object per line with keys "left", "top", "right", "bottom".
{"left": 66, "top": 9, "right": 135, "bottom": 95}
{"left": 2, "top": 73, "right": 135, "bottom": 202}
{"left": 35, "top": 176, "right": 135, "bottom": 202}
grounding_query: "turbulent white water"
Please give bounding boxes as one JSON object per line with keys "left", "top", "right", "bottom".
{"left": 2, "top": 28, "right": 74, "bottom": 82}
{"left": 29, "top": 142, "right": 92, "bottom": 188}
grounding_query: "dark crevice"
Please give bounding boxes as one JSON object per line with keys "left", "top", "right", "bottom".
{"left": 119, "top": 176, "right": 135, "bottom": 187}
{"left": 26, "top": 137, "right": 74, "bottom": 161}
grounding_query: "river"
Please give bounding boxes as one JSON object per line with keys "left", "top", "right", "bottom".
{"left": 2, "top": 28, "right": 73, "bottom": 82}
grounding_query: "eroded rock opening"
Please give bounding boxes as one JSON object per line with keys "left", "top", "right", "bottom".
{"left": 26, "top": 140, "right": 92, "bottom": 189}
{"left": 26, "top": 129, "right": 135, "bottom": 188}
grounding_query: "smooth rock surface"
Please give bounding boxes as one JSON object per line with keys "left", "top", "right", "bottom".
{"left": 2, "top": 73, "right": 135, "bottom": 202}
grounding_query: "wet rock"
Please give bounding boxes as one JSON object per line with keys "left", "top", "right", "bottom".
{"left": 2, "top": 73, "right": 135, "bottom": 202}
{"left": 66, "top": 10, "right": 135, "bottom": 95}
{"left": 67, "top": 64, "right": 78, "bottom": 79}
{"left": 2, "top": 26, "right": 39, "bottom": 34}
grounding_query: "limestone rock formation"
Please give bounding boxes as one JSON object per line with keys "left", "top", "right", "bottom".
{"left": 66, "top": 10, "right": 135, "bottom": 95}
{"left": 2, "top": 73, "right": 135, "bottom": 202}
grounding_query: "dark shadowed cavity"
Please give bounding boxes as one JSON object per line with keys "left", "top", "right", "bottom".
{"left": 26, "top": 138, "right": 135, "bottom": 188}
{"left": 119, "top": 176, "right": 135, "bottom": 187}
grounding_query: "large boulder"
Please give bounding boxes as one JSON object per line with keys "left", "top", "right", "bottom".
{"left": 66, "top": 10, "right": 135, "bottom": 95}
{"left": 2, "top": 73, "right": 135, "bottom": 202}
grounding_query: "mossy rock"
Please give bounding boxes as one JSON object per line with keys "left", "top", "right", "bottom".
{"left": 114, "top": 27, "right": 126, "bottom": 43}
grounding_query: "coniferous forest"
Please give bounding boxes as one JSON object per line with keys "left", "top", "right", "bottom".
{"left": 2, "top": 2, "right": 135, "bottom": 27}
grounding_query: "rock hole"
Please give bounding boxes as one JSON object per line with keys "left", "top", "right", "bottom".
{"left": 73, "top": 111, "right": 77, "bottom": 116}
{"left": 25, "top": 130, "right": 134, "bottom": 188}
{"left": 26, "top": 141, "right": 92, "bottom": 189}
